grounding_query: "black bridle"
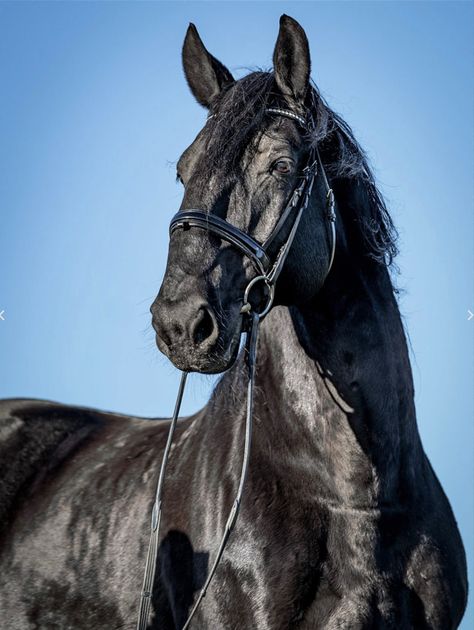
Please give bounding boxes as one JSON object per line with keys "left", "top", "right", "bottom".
{"left": 137, "top": 108, "right": 337, "bottom": 630}
{"left": 169, "top": 108, "right": 336, "bottom": 317}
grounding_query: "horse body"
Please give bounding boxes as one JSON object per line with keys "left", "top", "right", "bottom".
{"left": 0, "top": 14, "right": 468, "bottom": 630}
{"left": 0, "top": 280, "right": 467, "bottom": 628}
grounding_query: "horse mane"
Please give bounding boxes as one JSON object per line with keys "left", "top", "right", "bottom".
{"left": 206, "top": 71, "right": 398, "bottom": 266}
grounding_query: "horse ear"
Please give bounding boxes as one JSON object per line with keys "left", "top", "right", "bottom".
{"left": 182, "top": 24, "right": 234, "bottom": 108}
{"left": 273, "top": 15, "right": 311, "bottom": 104}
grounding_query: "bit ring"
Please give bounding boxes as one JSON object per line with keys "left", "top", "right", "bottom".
{"left": 241, "top": 275, "right": 274, "bottom": 317}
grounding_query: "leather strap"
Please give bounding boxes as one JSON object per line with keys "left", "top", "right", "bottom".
{"left": 170, "top": 210, "right": 270, "bottom": 276}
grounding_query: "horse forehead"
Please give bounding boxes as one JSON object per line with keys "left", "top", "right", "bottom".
{"left": 186, "top": 115, "right": 300, "bottom": 162}
{"left": 259, "top": 118, "right": 302, "bottom": 147}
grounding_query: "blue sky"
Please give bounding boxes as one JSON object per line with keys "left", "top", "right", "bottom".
{"left": 0, "top": 1, "right": 472, "bottom": 626}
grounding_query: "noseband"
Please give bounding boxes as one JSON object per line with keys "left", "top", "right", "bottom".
{"left": 137, "top": 109, "right": 337, "bottom": 630}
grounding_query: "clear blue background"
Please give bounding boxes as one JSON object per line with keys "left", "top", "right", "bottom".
{"left": 0, "top": 1, "right": 472, "bottom": 626}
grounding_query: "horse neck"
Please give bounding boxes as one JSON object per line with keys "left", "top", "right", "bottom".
{"left": 252, "top": 254, "right": 424, "bottom": 508}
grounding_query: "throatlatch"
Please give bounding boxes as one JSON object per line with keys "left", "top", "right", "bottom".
{"left": 137, "top": 108, "right": 336, "bottom": 630}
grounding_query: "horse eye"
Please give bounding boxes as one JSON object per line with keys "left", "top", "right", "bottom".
{"left": 273, "top": 160, "right": 292, "bottom": 175}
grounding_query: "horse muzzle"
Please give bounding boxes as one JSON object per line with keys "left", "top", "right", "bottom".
{"left": 151, "top": 293, "right": 243, "bottom": 374}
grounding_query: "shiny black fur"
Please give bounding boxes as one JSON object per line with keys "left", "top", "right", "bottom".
{"left": 0, "top": 15, "right": 467, "bottom": 630}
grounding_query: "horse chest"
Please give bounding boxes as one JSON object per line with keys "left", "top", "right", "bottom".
{"left": 190, "top": 492, "right": 384, "bottom": 629}
{"left": 196, "top": 528, "right": 321, "bottom": 629}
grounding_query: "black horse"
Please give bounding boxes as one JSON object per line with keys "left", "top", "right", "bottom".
{"left": 0, "top": 15, "right": 467, "bottom": 630}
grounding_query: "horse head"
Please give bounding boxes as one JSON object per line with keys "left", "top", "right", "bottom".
{"left": 151, "top": 15, "right": 338, "bottom": 374}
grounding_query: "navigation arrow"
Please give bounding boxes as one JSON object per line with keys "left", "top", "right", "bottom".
{"left": 0, "top": 310, "right": 4, "bottom": 321}
{"left": 468, "top": 310, "right": 473, "bottom": 321}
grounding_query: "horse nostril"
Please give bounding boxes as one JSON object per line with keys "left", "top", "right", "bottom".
{"left": 192, "top": 307, "right": 217, "bottom": 347}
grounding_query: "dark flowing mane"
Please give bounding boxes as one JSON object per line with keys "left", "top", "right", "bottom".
{"left": 206, "top": 71, "right": 398, "bottom": 266}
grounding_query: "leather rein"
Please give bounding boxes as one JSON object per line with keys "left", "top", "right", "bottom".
{"left": 136, "top": 108, "right": 336, "bottom": 630}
